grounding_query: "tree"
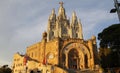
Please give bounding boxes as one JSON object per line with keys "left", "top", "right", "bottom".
{"left": 0, "top": 65, "right": 12, "bottom": 73}
{"left": 98, "top": 24, "right": 120, "bottom": 49}
{"left": 98, "top": 24, "right": 120, "bottom": 68}
{"left": 98, "top": 48, "right": 113, "bottom": 68}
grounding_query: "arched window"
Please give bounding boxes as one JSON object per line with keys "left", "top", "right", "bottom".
{"left": 76, "top": 33, "right": 78, "bottom": 38}
{"left": 63, "top": 27, "right": 67, "bottom": 34}
{"left": 68, "top": 49, "right": 79, "bottom": 69}
{"left": 85, "top": 54, "right": 88, "bottom": 68}
{"left": 51, "top": 31, "right": 54, "bottom": 36}
{"left": 50, "top": 31, "right": 54, "bottom": 40}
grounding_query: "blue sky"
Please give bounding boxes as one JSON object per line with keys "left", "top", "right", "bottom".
{"left": 0, "top": 0, "right": 119, "bottom": 66}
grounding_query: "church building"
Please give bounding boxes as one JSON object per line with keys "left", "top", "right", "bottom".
{"left": 12, "top": 2, "right": 99, "bottom": 73}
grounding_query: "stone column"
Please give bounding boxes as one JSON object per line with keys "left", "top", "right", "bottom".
{"left": 88, "top": 40, "right": 94, "bottom": 69}
{"left": 65, "top": 53, "right": 68, "bottom": 69}
{"left": 83, "top": 55, "right": 85, "bottom": 69}
{"left": 77, "top": 58, "right": 79, "bottom": 69}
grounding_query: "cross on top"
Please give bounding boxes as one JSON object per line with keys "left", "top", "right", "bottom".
{"left": 59, "top": 2, "right": 64, "bottom": 6}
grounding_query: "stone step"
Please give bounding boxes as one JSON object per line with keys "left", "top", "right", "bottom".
{"left": 67, "top": 69, "right": 99, "bottom": 73}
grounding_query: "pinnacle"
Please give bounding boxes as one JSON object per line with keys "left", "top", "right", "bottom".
{"left": 52, "top": 8, "right": 55, "bottom": 14}
{"left": 59, "top": 1, "right": 64, "bottom": 7}
{"left": 72, "top": 11, "right": 76, "bottom": 17}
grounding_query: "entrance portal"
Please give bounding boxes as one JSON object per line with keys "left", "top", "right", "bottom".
{"left": 68, "top": 49, "right": 79, "bottom": 69}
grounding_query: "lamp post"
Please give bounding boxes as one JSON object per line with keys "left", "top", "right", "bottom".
{"left": 110, "top": 0, "right": 120, "bottom": 22}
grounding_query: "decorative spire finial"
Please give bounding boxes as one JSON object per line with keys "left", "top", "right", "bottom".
{"left": 59, "top": 2, "right": 64, "bottom": 7}
{"left": 72, "top": 11, "right": 76, "bottom": 17}
{"left": 52, "top": 8, "right": 55, "bottom": 14}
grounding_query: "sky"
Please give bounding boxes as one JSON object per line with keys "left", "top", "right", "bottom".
{"left": 0, "top": 0, "right": 119, "bottom": 66}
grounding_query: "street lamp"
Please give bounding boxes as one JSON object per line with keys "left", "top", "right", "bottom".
{"left": 110, "top": 0, "right": 120, "bottom": 22}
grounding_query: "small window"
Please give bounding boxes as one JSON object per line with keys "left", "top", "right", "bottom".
{"left": 76, "top": 33, "right": 78, "bottom": 37}
{"left": 31, "top": 52, "right": 33, "bottom": 57}
{"left": 85, "top": 54, "right": 88, "bottom": 68}
{"left": 35, "top": 51, "right": 37, "bottom": 57}
{"left": 51, "top": 31, "right": 54, "bottom": 36}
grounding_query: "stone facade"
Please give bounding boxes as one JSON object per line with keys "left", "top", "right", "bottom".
{"left": 12, "top": 53, "right": 25, "bottom": 73}
{"left": 12, "top": 2, "right": 99, "bottom": 73}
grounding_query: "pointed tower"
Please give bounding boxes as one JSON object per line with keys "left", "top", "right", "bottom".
{"left": 70, "top": 11, "right": 83, "bottom": 39}
{"left": 71, "top": 11, "right": 77, "bottom": 25}
{"left": 78, "top": 19, "right": 83, "bottom": 39}
{"left": 47, "top": 8, "right": 56, "bottom": 41}
{"left": 58, "top": 2, "right": 67, "bottom": 20}
{"left": 49, "top": 8, "right": 56, "bottom": 21}
{"left": 56, "top": 2, "right": 70, "bottom": 39}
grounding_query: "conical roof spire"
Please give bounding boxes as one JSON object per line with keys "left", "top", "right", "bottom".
{"left": 59, "top": 2, "right": 64, "bottom": 7}
{"left": 72, "top": 11, "right": 76, "bottom": 17}
{"left": 49, "top": 8, "right": 56, "bottom": 20}
{"left": 78, "top": 19, "right": 83, "bottom": 39}
{"left": 52, "top": 8, "right": 55, "bottom": 14}
{"left": 58, "top": 2, "right": 66, "bottom": 19}
{"left": 72, "top": 11, "right": 77, "bottom": 24}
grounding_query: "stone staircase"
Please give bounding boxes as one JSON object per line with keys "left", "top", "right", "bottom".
{"left": 67, "top": 69, "right": 99, "bottom": 73}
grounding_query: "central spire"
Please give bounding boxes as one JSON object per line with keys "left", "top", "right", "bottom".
{"left": 59, "top": 2, "right": 64, "bottom": 7}
{"left": 58, "top": 1, "right": 66, "bottom": 19}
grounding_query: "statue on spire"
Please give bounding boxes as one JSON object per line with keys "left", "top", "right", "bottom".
{"left": 59, "top": 2, "right": 64, "bottom": 7}
{"left": 58, "top": 1, "right": 66, "bottom": 19}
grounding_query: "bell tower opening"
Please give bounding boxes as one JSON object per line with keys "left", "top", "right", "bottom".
{"left": 68, "top": 49, "right": 79, "bottom": 69}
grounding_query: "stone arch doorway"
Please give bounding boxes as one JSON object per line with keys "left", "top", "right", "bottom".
{"left": 68, "top": 49, "right": 79, "bottom": 69}
{"left": 62, "top": 42, "right": 91, "bottom": 69}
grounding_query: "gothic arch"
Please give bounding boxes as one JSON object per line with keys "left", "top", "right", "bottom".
{"left": 61, "top": 42, "right": 91, "bottom": 59}
{"left": 60, "top": 42, "right": 91, "bottom": 69}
